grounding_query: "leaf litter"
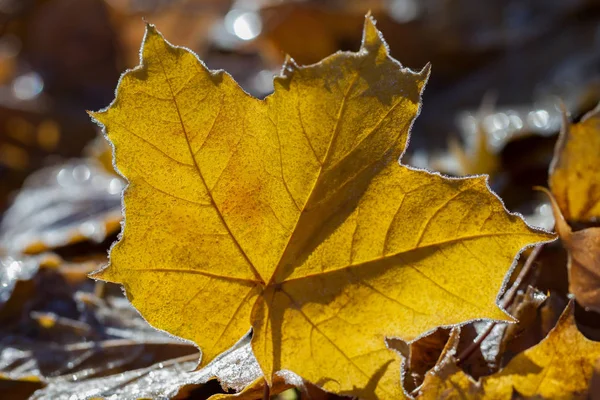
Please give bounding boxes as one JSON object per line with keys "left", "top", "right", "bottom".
{"left": 3, "top": 6, "right": 600, "bottom": 400}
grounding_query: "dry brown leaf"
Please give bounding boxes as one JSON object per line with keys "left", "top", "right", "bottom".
{"left": 418, "top": 328, "right": 483, "bottom": 399}
{"left": 391, "top": 327, "right": 452, "bottom": 393}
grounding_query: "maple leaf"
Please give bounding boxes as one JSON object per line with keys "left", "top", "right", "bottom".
{"left": 90, "top": 15, "right": 553, "bottom": 399}
{"left": 419, "top": 301, "right": 600, "bottom": 399}
{"left": 546, "top": 104, "right": 600, "bottom": 312}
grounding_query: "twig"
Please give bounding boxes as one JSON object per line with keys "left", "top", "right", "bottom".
{"left": 456, "top": 244, "right": 544, "bottom": 365}
{"left": 410, "top": 384, "right": 422, "bottom": 398}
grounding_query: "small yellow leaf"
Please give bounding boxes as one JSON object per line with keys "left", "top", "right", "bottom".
{"left": 549, "top": 105, "right": 600, "bottom": 223}
{"left": 419, "top": 301, "right": 600, "bottom": 399}
{"left": 484, "top": 301, "right": 600, "bottom": 398}
{"left": 92, "top": 15, "right": 553, "bottom": 399}
{"left": 547, "top": 105, "right": 600, "bottom": 312}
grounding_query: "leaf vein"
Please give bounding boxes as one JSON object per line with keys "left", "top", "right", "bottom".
{"left": 134, "top": 267, "right": 260, "bottom": 284}
{"left": 137, "top": 176, "right": 211, "bottom": 207}
{"left": 415, "top": 181, "right": 479, "bottom": 246}
{"left": 152, "top": 40, "right": 263, "bottom": 283}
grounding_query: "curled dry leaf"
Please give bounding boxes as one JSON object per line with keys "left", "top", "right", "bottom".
{"left": 418, "top": 327, "right": 483, "bottom": 399}
{"left": 419, "top": 301, "right": 600, "bottom": 399}
{"left": 547, "top": 104, "right": 600, "bottom": 312}
{"left": 391, "top": 327, "right": 451, "bottom": 393}
{"left": 91, "top": 15, "right": 553, "bottom": 398}
{"left": 0, "top": 160, "right": 123, "bottom": 255}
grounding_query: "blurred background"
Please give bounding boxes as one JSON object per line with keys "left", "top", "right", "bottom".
{"left": 1, "top": 0, "right": 600, "bottom": 398}
{"left": 1, "top": 0, "right": 600, "bottom": 216}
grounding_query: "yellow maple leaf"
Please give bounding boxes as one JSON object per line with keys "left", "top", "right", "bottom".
{"left": 90, "top": 16, "right": 553, "bottom": 399}
{"left": 546, "top": 105, "right": 600, "bottom": 312}
{"left": 419, "top": 301, "right": 600, "bottom": 399}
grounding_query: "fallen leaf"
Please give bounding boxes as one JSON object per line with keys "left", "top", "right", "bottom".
{"left": 30, "top": 338, "right": 265, "bottom": 400}
{"left": 549, "top": 105, "right": 600, "bottom": 223}
{"left": 0, "top": 254, "right": 201, "bottom": 396}
{"left": 483, "top": 300, "right": 600, "bottom": 398}
{"left": 419, "top": 301, "right": 600, "bottom": 399}
{"left": 547, "top": 104, "right": 600, "bottom": 312}
{"left": 92, "top": 16, "right": 553, "bottom": 398}
{"left": 0, "top": 160, "right": 123, "bottom": 255}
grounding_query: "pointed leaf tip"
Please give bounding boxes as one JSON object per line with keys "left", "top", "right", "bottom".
{"left": 361, "top": 15, "right": 386, "bottom": 54}
{"left": 145, "top": 22, "right": 158, "bottom": 36}
{"left": 89, "top": 264, "right": 118, "bottom": 283}
{"left": 88, "top": 110, "right": 107, "bottom": 125}
{"left": 142, "top": 22, "right": 167, "bottom": 50}
{"left": 420, "top": 62, "right": 432, "bottom": 79}
{"left": 417, "top": 62, "right": 432, "bottom": 91}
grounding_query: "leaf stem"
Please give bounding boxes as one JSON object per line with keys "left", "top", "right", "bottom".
{"left": 456, "top": 244, "right": 544, "bottom": 365}
{"left": 263, "top": 378, "right": 270, "bottom": 400}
